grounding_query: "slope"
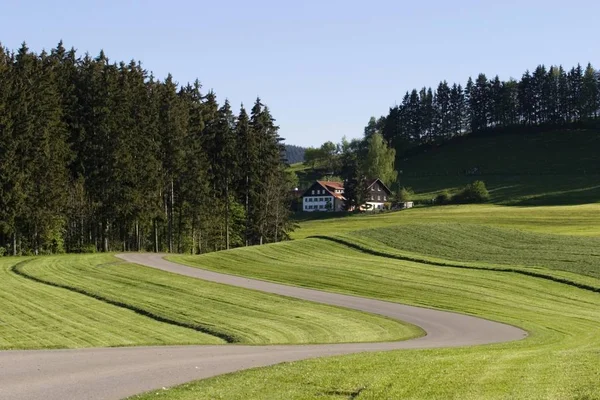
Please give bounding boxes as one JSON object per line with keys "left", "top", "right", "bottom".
{"left": 398, "top": 129, "right": 600, "bottom": 205}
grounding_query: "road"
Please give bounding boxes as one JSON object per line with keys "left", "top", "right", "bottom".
{"left": 0, "top": 253, "right": 527, "bottom": 400}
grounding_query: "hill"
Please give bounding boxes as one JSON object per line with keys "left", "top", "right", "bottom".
{"left": 398, "top": 129, "right": 600, "bottom": 205}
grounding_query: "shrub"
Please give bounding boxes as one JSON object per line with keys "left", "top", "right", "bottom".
{"left": 71, "top": 244, "right": 98, "bottom": 254}
{"left": 0, "top": 247, "right": 6, "bottom": 257}
{"left": 453, "top": 180, "right": 490, "bottom": 204}
{"left": 396, "top": 187, "right": 414, "bottom": 202}
{"left": 435, "top": 191, "right": 451, "bottom": 205}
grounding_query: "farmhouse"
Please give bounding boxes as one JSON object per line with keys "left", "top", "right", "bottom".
{"left": 302, "top": 181, "right": 346, "bottom": 212}
{"left": 301, "top": 178, "right": 392, "bottom": 212}
{"left": 363, "top": 178, "right": 392, "bottom": 211}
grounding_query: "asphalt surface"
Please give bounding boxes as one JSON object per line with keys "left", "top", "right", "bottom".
{"left": 0, "top": 253, "right": 527, "bottom": 400}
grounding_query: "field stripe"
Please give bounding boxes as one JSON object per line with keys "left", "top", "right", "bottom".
{"left": 10, "top": 260, "right": 235, "bottom": 343}
{"left": 312, "top": 235, "right": 600, "bottom": 294}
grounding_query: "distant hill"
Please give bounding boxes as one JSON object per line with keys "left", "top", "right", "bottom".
{"left": 285, "top": 145, "right": 306, "bottom": 164}
{"left": 398, "top": 129, "right": 600, "bottom": 206}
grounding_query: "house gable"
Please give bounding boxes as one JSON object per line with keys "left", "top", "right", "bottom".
{"left": 366, "top": 179, "right": 392, "bottom": 196}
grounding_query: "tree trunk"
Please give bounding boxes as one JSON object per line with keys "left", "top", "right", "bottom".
{"left": 225, "top": 179, "right": 230, "bottom": 250}
{"left": 245, "top": 175, "right": 249, "bottom": 246}
{"left": 153, "top": 219, "right": 158, "bottom": 253}
{"left": 34, "top": 224, "right": 39, "bottom": 256}
{"left": 198, "top": 227, "right": 202, "bottom": 254}
{"left": 134, "top": 222, "right": 138, "bottom": 251}
{"left": 168, "top": 179, "right": 174, "bottom": 253}
{"left": 191, "top": 226, "right": 195, "bottom": 255}
{"left": 103, "top": 220, "right": 109, "bottom": 252}
{"left": 12, "top": 231, "right": 17, "bottom": 256}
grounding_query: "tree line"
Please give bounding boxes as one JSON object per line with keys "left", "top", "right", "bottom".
{"left": 0, "top": 41, "right": 293, "bottom": 256}
{"left": 284, "top": 144, "right": 306, "bottom": 164}
{"left": 371, "top": 63, "right": 600, "bottom": 154}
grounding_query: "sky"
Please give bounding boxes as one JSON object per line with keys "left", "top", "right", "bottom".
{"left": 1, "top": 0, "right": 599, "bottom": 147}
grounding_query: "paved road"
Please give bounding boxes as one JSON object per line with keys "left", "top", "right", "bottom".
{"left": 0, "top": 253, "right": 527, "bottom": 400}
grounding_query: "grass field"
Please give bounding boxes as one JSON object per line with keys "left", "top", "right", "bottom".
{"left": 293, "top": 203, "right": 600, "bottom": 239}
{"left": 0, "top": 257, "right": 214, "bottom": 349}
{"left": 0, "top": 254, "right": 418, "bottom": 349}
{"left": 343, "top": 223, "right": 600, "bottom": 280}
{"left": 158, "top": 209, "right": 600, "bottom": 399}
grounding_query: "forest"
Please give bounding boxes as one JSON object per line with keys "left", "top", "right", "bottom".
{"left": 284, "top": 144, "right": 306, "bottom": 164}
{"left": 371, "top": 63, "right": 600, "bottom": 154}
{"left": 0, "top": 42, "right": 293, "bottom": 256}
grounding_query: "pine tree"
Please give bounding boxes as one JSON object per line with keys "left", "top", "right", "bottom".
{"left": 449, "top": 83, "right": 465, "bottom": 136}
{"left": 518, "top": 70, "right": 535, "bottom": 125}
{"left": 157, "top": 74, "right": 188, "bottom": 253}
{"left": 582, "top": 63, "right": 599, "bottom": 119}
{"left": 568, "top": 65, "right": 584, "bottom": 121}
{"left": 234, "top": 104, "right": 256, "bottom": 246}
{"left": 557, "top": 66, "right": 571, "bottom": 123}
{"left": 0, "top": 45, "right": 20, "bottom": 254}
{"left": 433, "top": 81, "right": 451, "bottom": 140}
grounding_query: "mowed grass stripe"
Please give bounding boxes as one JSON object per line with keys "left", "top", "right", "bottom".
{"left": 292, "top": 204, "right": 600, "bottom": 239}
{"left": 17, "top": 254, "right": 421, "bottom": 346}
{"left": 347, "top": 223, "right": 600, "bottom": 279}
{"left": 11, "top": 260, "right": 234, "bottom": 343}
{"left": 0, "top": 258, "right": 220, "bottom": 350}
{"left": 160, "top": 237, "right": 600, "bottom": 400}
{"left": 309, "top": 234, "right": 600, "bottom": 294}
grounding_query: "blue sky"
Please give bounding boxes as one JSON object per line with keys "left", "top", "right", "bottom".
{"left": 2, "top": 0, "right": 598, "bottom": 147}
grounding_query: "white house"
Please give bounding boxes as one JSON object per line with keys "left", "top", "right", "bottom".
{"left": 301, "top": 178, "right": 393, "bottom": 212}
{"left": 301, "top": 181, "right": 345, "bottom": 212}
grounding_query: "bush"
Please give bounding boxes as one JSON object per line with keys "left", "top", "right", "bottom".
{"left": 453, "top": 180, "right": 490, "bottom": 204}
{"left": 396, "top": 187, "right": 414, "bottom": 202}
{"left": 435, "top": 191, "right": 451, "bottom": 205}
{"left": 0, "top": 247, "right": 6, "bottom": 257}
{"left": 71, "top": 244, "right": 98, "bottom": 254}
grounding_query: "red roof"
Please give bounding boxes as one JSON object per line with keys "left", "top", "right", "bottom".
{"left": 301, "top": 180, "right": 346, "bottom": 200}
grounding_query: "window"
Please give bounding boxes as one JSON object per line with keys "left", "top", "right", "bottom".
{"left": 377, "top": 186, "right": 381, "bottom": 191}
{"left": 384, "top": 196, "right": 387, "bottom": 201}
{"left": 312, "top": 190, "right": 315, "bottom": 195}
{"left": 377, "top": 196, "right": 381, "bottom": 201}
{"left": 371, "top": 187, "right": 375, "bottom": 191}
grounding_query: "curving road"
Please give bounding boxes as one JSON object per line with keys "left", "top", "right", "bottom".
{"left": 0, "top": 253, "right": 527, "bottom": 400}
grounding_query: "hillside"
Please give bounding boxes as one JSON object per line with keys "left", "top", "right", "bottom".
{"left": 398, "top": 130, "right": 600, "bottom": 205}
{"left": 289, "top": 129, "right": 600, "bottom": 206}
{"left": 399, "top": 129, "right": 600, "bottom": 205}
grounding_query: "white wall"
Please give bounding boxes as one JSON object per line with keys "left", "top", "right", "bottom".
{"left": 303, "top": 196, "right": 334, "bottom": 212}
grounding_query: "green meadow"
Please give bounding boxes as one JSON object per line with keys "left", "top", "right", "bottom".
{"left": 158, "top": 208, "right": 600, "bottom": 400}
{"left": 0, "top": 254, "right": 418, "bottom": 349}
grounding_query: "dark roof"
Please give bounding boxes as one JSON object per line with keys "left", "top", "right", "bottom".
{"left": 302, "top": 178, "right": 391, "bottom": 200}
{"left": 366, "top": 178, "right": 393, "bottom": 195}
